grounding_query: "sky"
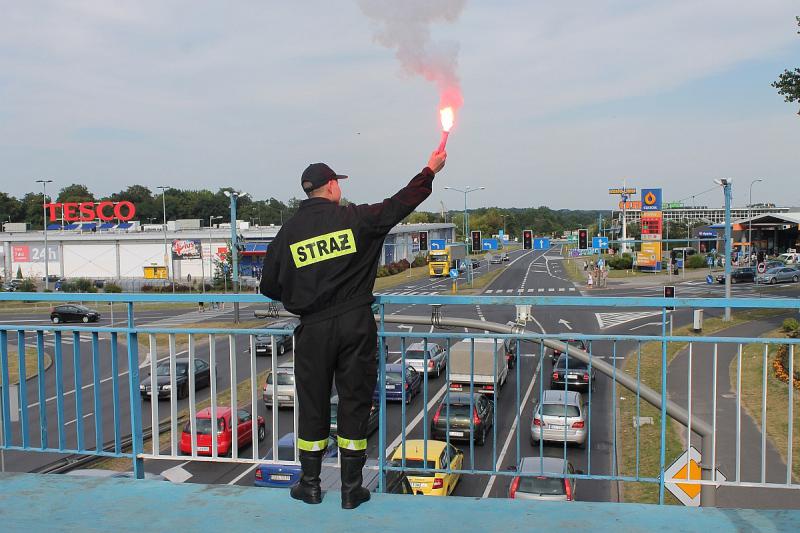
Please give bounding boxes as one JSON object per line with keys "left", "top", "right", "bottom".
{"left": 1, "top": 1, "right": 798, "bottom": 212}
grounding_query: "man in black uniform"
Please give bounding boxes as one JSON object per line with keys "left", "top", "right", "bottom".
{"left": 260, "top": 150, "right": 447, "bottom": 509}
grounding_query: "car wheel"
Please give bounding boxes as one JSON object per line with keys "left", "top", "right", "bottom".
{"left": 770, "top": 278, "right": 777, "bottom": 285}
{"left": 278, "top": 343, "right": 286, "bottom": 356}
{"left": 52, "top": 316, "right": 60, "bottom": 324}
{"left": 82, "top": 315, "right": 89, "bottom": 323}
{"left": 258, "top": 425, "right": 266, "bottom": 441}
{"left": 794, "top": 275, "right": 798, "bottom": 283}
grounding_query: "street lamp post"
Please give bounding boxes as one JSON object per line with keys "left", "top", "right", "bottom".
{"left": 224, "top": 191, "right": 248, "bottom": 323}
{"left": 208, "top": 215, "right": 222, "bottom": 292}
{"left": 36, "top": 179, "right": 53, "bottom": 290}
{"left": 715, "top": 178, "right": 733, "bottom": 321}
{"left": 157, "top": 186, "right": 173, "bottom": 293}
{"left": 748, "top": 178, "right": 763, "bottom": 264}
{"left": 444, "top": 185, "right": 485, "bottom": 286}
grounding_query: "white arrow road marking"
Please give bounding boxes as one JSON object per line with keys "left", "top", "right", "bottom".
{"left": 558, "top": 319, "right": 573, "bottom": 331}
{"left": 629, "top": 321, "right": 665, "bottom": 331}
{"left": 162, "top": 462, "right": 193, "bottom": 483}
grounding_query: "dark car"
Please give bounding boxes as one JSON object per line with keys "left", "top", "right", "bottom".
{"left": 716, "top": 267, "right": 755, "bottom": 284}
{"left": 50, "top": 304, "right": 100, "bottom": 324}
{"left": 330, "top": 395, "right": 379, "bottom": 437}
{"left": 551, "top": 354, "right": 596, "bottom": 392}
{"left": 140, "top": 358, "right": 212, "bottom": 400}
{"left": 373, "top": 363, "right": 421, "bottom": 404}
{"left": 503, "top": 338, "right": 517, "bottom": 369}
{"left": 254, "top": 318, "right": 299, "bottom": 356}
{"left": 551, "top": 339, "right": 587, "bottom": 363}
{"left": 471, "top": 258, "right": 481, "bottom": 269}
{"left": 502, "top": 252, "right": 510, "bottom": 262}
{"left": 430, "top": 392, "right": 494, "bottom": 445}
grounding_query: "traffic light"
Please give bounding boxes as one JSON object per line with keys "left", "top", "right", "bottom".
{"left": 523, "top": 230, "right": 532, "bottom": 249}
{"left": 419, "top": 231, "right": 428, "bottom": 251}
{"left": 578, "top": 229, "right": 588, "bottom": 250}
{"left": 471, "top": 230, "right": 481, "bottom": 254}
{"left": 664, "top": 285, "right": 675, "bottom": 310}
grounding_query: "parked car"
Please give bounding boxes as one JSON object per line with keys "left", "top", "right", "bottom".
{"left": 139, "top": 358, "right": 212, "bottom": 400}
{"left": 263, "top": 364, "right": 296, "bottom": 408}
{"left": 716, "top": 267, "right": 755, "bottom": 284}
{"left": 756, "top": 266, "right": 799, "bottom": 285}
{"left": 403, "top": 342, "right": 446, "bottom": 378}
{"left": 551, "top": 339, "right": 587, "bottom": 363}
{"left": 508, "top": 456, "right": 580, "bottom": 501}
{"left": 50, "top": 304, "right": 100, "bottom": 324}
{"left": 179, "top": 406, "right": 265, "bottom": 457}
{"left": 373, "top": 363, "right": 421, "bottom": 404}
{"left": 330, "top": 395, "right": 379, "bottom": 437}
{"left": 430, "top": 392, "right": 494, "bottom": 445}
{"left": 551, "top": 353, "right": 596, "bottom": 392}
{"left": 253, "top": 318, "right": 299, "bottom": 356}
{"left": 388, "top": 440, "right": 463, "bottom": 496}
{"left": 254, "top": 433, "right": 338, "bottom": 488}
{"left": 530, "top": 390, "right": 587, "bottom": 447}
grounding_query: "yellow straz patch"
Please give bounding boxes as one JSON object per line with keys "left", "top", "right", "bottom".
{"left": 290, "top": 229, "right": 357, "bottom": 268}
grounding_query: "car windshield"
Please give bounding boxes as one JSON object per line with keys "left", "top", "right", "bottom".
{"left": 385, "top": 372, "right": 404, "bottom": 384}
{"left": 267, "top": 372, "right": 295, "bottom": 385}
{"left": 540, "top": 403, "right": 580, "bottom": 417}
{"left": 390, "top": 458, "right": 435, "bottom": 475}
{"left": 438, "top": 404, "right": 472, "bottom": 418}
{"left": 156, "top": 363, "right": 188, "bottom": 376}
{"left": 404, "top": 349, "right": 428, "bottom": 360}
{"left": 184, "top": 417, "right": 225, "bottom": 435}
{"left": 518, "top": 475, "right": 565, "bottom": 495}
{"left": 555, "top": 357, "right": 588, "bottom": 370}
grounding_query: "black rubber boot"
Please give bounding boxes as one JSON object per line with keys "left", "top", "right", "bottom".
{"left": 340, "top": 448, "right": 371, "bottom": 510}
{"left": 290, "top": 450, "right": 324, "bottom": 504}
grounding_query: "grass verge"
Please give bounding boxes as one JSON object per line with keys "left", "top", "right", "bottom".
{"left": 3, "top": 347, "right": 53, "bottom": 385}
{"left": 733, "top": 329, "right": 800, "bottom": 482}
{"left": 373, "top": 264, "right": 432, "bottom": 292}
{"left": 616, "top": 309, "right": 787, "bottom": 504}
{"left": 136, "top": 320, "right": 265, "bottom": 355}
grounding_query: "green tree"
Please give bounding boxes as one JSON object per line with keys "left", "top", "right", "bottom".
{"left": 0, "top": 192, "right": 23, "bottom": 224}
{"left": 56, "top": 184, "right": 95, "bottom": 204}
{"left": 773, "top": 16, "right": 800, "bottom": 114}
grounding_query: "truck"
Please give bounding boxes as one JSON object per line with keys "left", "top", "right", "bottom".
{"left": 428, "top": 244, "right": 466, "bottom": 277}
{"left": 448, "top": 339, "right": 508, "bottom": 397}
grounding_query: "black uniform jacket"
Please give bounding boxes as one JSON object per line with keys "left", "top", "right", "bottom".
{"left": 260, "top": 167, "right": 434, "bottom": 322}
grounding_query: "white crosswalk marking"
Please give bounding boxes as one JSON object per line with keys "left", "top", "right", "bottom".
{"left": 527, "top": 288, "right": 534, "bottom": 293}
{"left": 485, "top": 290, "right": 493, "bottom": 294}
{"left": 595, "top": 311, "right": 664, "bottom": 329}
{"left": 506, "top": 289, "right": 513, "bottom": 293}
{"left": 538, "top": 288, "right": 544, "bottom": 292}
{"left": 548, "top": 288, "right": 555, "bottom": 292}
{"left": 558, "top": 287, "right": 565, "bottom": 292}
{"left": 569, "top": 287, "right": 576, "bottom": 292}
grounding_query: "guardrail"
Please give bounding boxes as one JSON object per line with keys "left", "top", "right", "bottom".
{"left": 0, "top": 292, "right": 798, "bottom": 507}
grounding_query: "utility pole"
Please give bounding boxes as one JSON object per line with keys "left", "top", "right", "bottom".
{"left": 157, "top": 186, "right": 173, "bottom": 293}
{"left": 716, "top": 179, "right": 733, "bottom": 321}
{"left": 444, "top": 186, "right": 485, "bottom": 287}
{"left": 224, "top": 191, "right": 248, "bottom": 323}
{"left": 36, "top": 179, "right": 53, "bottom": 290}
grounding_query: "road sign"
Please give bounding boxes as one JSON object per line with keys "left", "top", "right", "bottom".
{"left": 482, "top": 238, "right": 498, "bottom": 250}
{"left": 706, "top": 274, "right": 713, "bottom": 284}
{"left": 449, "top": 268, "right": 459, "bottom": 279}
{"left": 609, "top": 187, "right": 637, "bottom": 195}
{"left": 592, "top": 237, "right": 609, "bottom": 249}
{"left": 430, "top": 239, "right": 446, "bottom": 251}
{"left": 757, "top": 262, "right": 767, "bottom": 274}
{"left": 664, "top": 446, "right": 726, "bottom": 506}
{"left": 533, "top": 238, "right": 550, "bottom": 250}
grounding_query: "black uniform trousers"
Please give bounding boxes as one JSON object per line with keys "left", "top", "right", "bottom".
{"left": 294, "top": 305, "right": 377, "bottom": 452}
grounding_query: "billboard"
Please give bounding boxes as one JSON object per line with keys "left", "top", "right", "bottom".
{"left": 637, "top": 241, "right": 662, "bottom": 267}
{"left": 11, "top": 244, "right": 59, "bottom": 263}
{"left": 641, "top": 188, "right": 662, "bottom": 212}
{"left": 172, "top": 239, "right": 202, "bottom": 259}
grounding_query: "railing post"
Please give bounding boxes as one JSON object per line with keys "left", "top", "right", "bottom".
{"left": 126, "top": 301, "right": 145, "bottom": 479}
{"left": 377, "top": 301, "right": 387, "bottom": 493}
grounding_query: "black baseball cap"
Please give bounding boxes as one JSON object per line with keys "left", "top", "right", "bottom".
{"left": 301, "top": 163, "right": 348, "bottom": 192}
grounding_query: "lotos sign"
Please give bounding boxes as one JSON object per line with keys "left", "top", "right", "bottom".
{"left": 45, "top": 201, "right": 136, "bottom": 222}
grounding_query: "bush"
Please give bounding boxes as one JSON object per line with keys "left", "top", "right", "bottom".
{"left": 685, "top": 254, "right": 707, "bottom": 269}
{"left": 782, "top": 318, "right": 800, "bottom": 337}
{"left": 104, "top": 282, "right": 122, "bottom": 293}
{"left": 607, "top": 253, "right": 633, "bottom": 270}
{"left": 412, "top": 255, "right": 427, "bottom": 268}
{"left": 376, "top": 266, "right": 390, "bottom": 278}
{"left": 141, "top": 284, "right": 156, "bottom": 293}
{"left": 18, "top": 279, "right": 37, "bottom": 292}
{"left": 61, "top": 278, "right": 98, "bottom": 293}
{"left": 775, "top": 345, "right": 800, "bottom": 382}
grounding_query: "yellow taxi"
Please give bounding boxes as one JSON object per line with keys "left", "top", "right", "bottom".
{"left": 388, "top": 439, "right": 463, "bottom": 496}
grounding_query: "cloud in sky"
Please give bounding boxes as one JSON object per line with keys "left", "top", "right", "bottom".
{"left": 0, "top": 1, "right": 797, "bottom": 210}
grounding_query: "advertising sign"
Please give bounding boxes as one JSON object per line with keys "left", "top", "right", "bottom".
{"left": 641, "top": 213, "right": 663, "bottom": 237}
{"left": 641, "top": 188, "right": 662, "bottom": 212}
{"left": 45, "top": 201, "right": 136, "bottom": 222}
{"left": 172, "top": 239, "right": 202, "bottom": 259}
{"left": 618, "top": 201, "right": 642, "bottom": 210}
{"left": 609, "top": 188, "right": 637, "bottom": 195}
{"left": 12, "top": 244, "right": 59, "bottom": 263}
{"left": 637, "top": 241, "right": 661, "bottom": 267}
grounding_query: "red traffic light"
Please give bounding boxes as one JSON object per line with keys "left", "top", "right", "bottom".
{"left": 523, "top": 230, "right": 533, "bottom": 249}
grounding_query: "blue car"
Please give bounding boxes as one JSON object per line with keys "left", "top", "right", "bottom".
{"left": 254, "top": 433, "right": 337, "bottom": 488}
{"left": 373, "top": 363, "right": 421, "bottom": 404}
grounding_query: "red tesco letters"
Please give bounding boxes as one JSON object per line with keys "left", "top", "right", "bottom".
{"left": 45, "top": 201, "right": 136, "bottom": 222}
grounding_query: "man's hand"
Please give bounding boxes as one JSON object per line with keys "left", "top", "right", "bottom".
{"left": 427, "top": 150, "right": 447, "bottom": 174}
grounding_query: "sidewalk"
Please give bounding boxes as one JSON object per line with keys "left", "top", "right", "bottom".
{"left": 604, "top": 268, "right": 720, "bottom": 289}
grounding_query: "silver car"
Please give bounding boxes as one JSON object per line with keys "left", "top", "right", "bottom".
{"left": 508, "top": 457, "right": 578, "bottom": 501}
{"left": 402, "top": 342, "right": 446, "bottom": 378}
{"left": 756, "top": 266, "right": 799, "bottom": 284}
{"left": 530, "top": 390, "right": 587, "bottom": 447}
{"left": 263, "top": 364, "right": 295, "bottom": 408}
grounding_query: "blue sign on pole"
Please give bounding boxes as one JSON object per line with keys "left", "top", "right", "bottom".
{"left": 430, "top": 239, "right": 446, "bottom": 251}
{"left": 482, "top": 238, "right": 498, "bottom": 250}
{"left": 533, "top": 238, "right": 550, "bottom": 250}
{"left": 592, "top": 237, "right": 609, "bottom": 249}
{"left": 641, "top": 188, "right": 662, "bottom": 211}
{"left": 706, "top": 274, "right": 714, "bottom": 284}
{"left": 449, "top": 268, "right": 459, "bottom": 279}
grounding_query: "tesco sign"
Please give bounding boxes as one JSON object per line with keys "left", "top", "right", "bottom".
{"left": 45, "top": 201, "right": 136, "bottom": 222}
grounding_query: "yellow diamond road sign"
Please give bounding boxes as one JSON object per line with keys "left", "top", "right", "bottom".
{"left": 664, "top": 446, "right": 726, "bottom": 506}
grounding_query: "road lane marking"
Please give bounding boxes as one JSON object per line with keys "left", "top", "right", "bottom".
{"left": 385, "top": 385, "right": 448, "bottom": 457}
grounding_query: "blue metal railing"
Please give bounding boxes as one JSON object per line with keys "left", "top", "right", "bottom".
{"left": 1, "top": 292, "right": 798, "bottom": 505}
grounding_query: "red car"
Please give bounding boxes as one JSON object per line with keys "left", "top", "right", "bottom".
{"left": 180, "top": 406, "right": 265, "bottom": 457}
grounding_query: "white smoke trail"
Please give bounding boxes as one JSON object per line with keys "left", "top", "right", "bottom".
{"left": 358, "top": 0, "right": 466, "bottom": 109}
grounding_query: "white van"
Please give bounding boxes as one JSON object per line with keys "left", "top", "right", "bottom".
{"left": 778, "top": 252, "right": 799, "bottom": 265}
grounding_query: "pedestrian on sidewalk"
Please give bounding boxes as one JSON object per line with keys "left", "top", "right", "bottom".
{"left": 260, "top": 150, "right": 447, "bottom": 509}
{"left": 583, "top": 260, "right": 588, "bottom": 271}
{"left": 587, "top": 272, "right": 594, "bottom": 289}
{"left": 198, "top": 301, "right": 205, "bottom": 313}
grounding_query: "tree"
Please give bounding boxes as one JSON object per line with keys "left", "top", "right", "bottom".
{"left": 0, "top": 192, "right": 22, "bottom": 223}
{"left": 773, "top": 16, "right": 800, "bottom": 115}
{"left": 56, "top": 184, "right": 95, "bottom": 204}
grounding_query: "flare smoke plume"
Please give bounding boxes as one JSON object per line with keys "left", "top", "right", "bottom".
{"left": 358, "top": 0, "right": 466, "bottom": 110}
